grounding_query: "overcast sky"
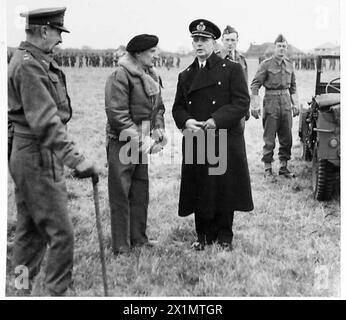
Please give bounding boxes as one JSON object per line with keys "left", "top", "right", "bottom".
{"left": 5, "top": 0, "right": 340, "bottom": 52}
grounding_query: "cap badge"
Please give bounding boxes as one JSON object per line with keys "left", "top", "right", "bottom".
{"left": 196, "top": 22, "right": 206, "bottom": 31}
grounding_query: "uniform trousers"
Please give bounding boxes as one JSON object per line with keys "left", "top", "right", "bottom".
{"left": 261, "top": 93, "right": 293, "bottom": 164}
{"left": 107, "top": 137, "right": 149, "bottom": 254}
{"left": 9, "top": 134, "right": 74, "bottom": 296}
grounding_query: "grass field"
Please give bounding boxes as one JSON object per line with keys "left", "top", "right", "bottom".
{"left": 6, "top": 57, "right": 340, "bottom": 297}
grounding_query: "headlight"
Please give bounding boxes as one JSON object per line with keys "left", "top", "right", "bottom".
{"left": 329, "top": 138, "right": 339, "bottom": 148}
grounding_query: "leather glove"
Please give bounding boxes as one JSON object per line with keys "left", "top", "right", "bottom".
{"left": 292, "top": 105, "right": 300, "bottom": 117}
{"left": 251, "top": 109, "right": 261, "bottom": 119}
{"left": 152, "top": 128, "right": 168, "bottom": 147}
{"left": 150, "top": 142, "right": 164, "bottom": 154}
{"left": 74, "top": 159, "right": 99, "bottom": 183}
{"left": 140, "top": 135, "right": 156, "bottom": 154}
{"left": 202, "top": 118, "right": 217, "bottom": 130}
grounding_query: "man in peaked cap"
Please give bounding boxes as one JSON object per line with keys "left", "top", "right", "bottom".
{"left": 250, "top": 34, "right": 299, "bottom": 180}
{"left": 172, "top": 19, "right": 253, "bottom": 251}
{"left": 8, "top": 7, "right": 98, "bottom": 296}
{"left": 20, "top": 7, "right": 70, "bottom": 33}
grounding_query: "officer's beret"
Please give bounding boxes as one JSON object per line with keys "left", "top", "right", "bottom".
{"left": 274, "top": 34, "right": 287, "bottom": 44}
{"left": 20, "top": 7, "right": 70, "bottom": 33}
{"left": 126, "top": 34, "right": 159, "bottom": 54}
{"left": 189, "top": 19, "right": 221, "bottom": 40}
{"left": 222, "top": 25, "right": 238, "bottom": 36}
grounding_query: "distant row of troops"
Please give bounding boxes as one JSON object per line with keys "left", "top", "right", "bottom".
{"left": 7, "top": 50, "right": 182, "bottom": 69}
{"left": 259, "top": 54, "right": 339, "bottom": 70}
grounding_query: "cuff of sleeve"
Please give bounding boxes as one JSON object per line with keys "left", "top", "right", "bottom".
{"left": 64, "top": 153, "right": 85, "bottom": 169}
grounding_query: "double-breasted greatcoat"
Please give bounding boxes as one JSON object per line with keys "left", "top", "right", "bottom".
{"left": 172, "top": 52, "right": 254, "bottom": 219}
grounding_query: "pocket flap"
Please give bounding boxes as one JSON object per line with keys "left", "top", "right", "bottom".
{"left": 268, "top": 68, "right": 280, "bottom": 74}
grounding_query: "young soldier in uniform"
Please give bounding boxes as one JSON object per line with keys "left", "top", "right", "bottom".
{"left": 172, "top": 19, "right": 253, "bottom": 251}
{"left": 219, "top": 25, "right": 250, "bottom": 128}
{"left": 8, "top": 7, "right": 98, "bottom": 296}
{"left": 250, "top": 34, "right": 299, "bottom": 179}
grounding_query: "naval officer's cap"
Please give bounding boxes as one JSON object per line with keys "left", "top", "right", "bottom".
{"left": 20, "top": 7, "right": 70, "bottom": 33}
{"left": 189, "top": 19, "right": 221, "bottom": 40}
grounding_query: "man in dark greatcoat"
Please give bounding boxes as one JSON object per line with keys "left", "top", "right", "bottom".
{"left": 172, "top": 19, "right": 253, "bottom": 251}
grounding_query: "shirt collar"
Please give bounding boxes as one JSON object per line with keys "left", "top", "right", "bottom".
{"left": 274, "top": 54, "right": 285, "bottom": 65}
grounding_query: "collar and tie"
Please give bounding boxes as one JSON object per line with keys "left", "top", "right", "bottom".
{"left": 199, "top": 61, "right": 206, "bottom": 69}
{"left": 226, "top": 50, "right": 236, "bottom": 61}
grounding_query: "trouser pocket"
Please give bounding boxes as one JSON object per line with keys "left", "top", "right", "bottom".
{"left": 40, "top": 148, "right": 64, "bottom": 182}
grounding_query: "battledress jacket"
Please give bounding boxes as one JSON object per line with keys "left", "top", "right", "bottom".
{"left": 8, "top": 41, "right": 84, "bottom": 168}
{"left": 172, "top": 52, "right": 254, "bottom": 218}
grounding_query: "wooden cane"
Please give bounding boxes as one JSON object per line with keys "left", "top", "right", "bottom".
{"left": 92, "top": 174, "right": 109, "bottom": 296}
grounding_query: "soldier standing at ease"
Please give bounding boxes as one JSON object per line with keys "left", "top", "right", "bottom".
{"left": 8, "top": 7, "right": 98, "bottom": 296}
{"left": 250, "top": 34, "right": 299, "bottom": 179}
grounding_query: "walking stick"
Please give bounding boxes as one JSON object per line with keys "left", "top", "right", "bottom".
{"left": 92, "top": 174, "right": 109, "bottom": 296}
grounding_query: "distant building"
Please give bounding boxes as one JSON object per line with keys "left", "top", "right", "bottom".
{"left": 245, "top": 42, "right": 304, "bottom": 58}
{"left": 314, "top": 43, "right": 340, "bottom": 55}
{"left": 245, "top": 42, "right": 272, "bottom": 58}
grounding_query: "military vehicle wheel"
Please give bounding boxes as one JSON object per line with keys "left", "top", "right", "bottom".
{"left": 312, "top": 146, "right": 335, "bottom": 201}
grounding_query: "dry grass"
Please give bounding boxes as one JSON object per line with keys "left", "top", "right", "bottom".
{"left": 6, "top": 57, "right": 340, "bottom": 297}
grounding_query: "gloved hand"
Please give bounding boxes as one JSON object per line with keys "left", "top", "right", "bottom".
{"left": 202, "top": 118, "right": 217, "bottom": 130}
{"left": 292, "top": 105, "right": 300, "bottom": 117}
{"left": 74, "top": 159, "right": 99, "bottom": 183}
{"left": 150, "top": 142, "right": 164, "bottom": 154}
{"left": 140, "top": 135, "right": 157, "bottom": 154}
{"left": 251, "top": 109, "right": 261, "bottom": 119}
{"left": 151, "top": 128, "right": 168, "bottom": 147}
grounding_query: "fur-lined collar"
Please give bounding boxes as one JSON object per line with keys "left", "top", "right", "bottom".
{"left": 118, "top": 53, "right": 160, "bottom": 97}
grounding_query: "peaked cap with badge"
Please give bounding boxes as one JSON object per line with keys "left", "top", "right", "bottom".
{"left": 189, "top": 19, "right": 221, "bottom": 40}
{"left": 20, "top": 7, "right": 70, "bottom": 33}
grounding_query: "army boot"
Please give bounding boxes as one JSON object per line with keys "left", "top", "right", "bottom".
{"left": 279, "top": 161, "right": 295, "bottom": 178}
{"left": 279, "top": 166, "right": 296, "bottom": 178}
{"left": 264, "top": 163, "right": 277, "bottom": 182}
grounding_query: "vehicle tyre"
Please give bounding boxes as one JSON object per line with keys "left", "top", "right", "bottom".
{"left": 312, "top": 146, "right": 335, "bottom": 201}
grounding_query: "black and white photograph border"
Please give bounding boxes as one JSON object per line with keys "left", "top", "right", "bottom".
{"left": 1, "top": 0, "right": 345, "bottom": 299}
